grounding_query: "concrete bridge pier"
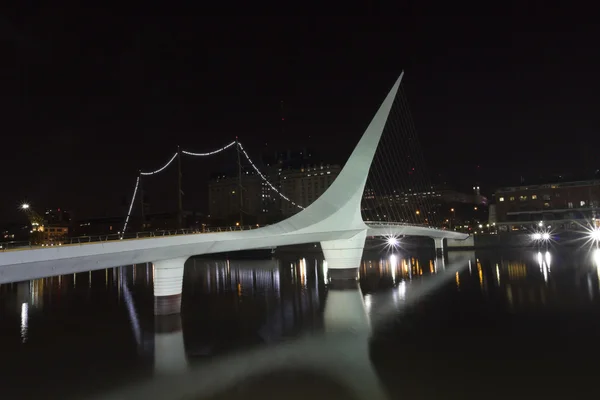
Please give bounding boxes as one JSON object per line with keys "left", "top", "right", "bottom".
{"left": 433, "top": 238, "right": 445, "bottom": 257}
{"left": 321, "top": 230, "right": 367, "bottom": 281}
{"left": 153, "top": 257, "right": 188, "bottom": 315}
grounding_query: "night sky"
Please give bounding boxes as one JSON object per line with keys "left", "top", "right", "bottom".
{"left": 2, "top": 5, "right": 600, "bottom": 223}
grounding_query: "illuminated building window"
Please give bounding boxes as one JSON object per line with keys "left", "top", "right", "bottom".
{"left": 499, "top": 197, "right": 505, "bottom": 202}
{"left": 544, "top": 202, "right": 550, "bottom": 208}
{"left": 580, "top": 201, "right": 586, "bottom": 207}
{"left": 509, "top": 196, "right": 515, "bottom": 201}
{"left": 519, "top": 195, "right": 527, "bottom": 201}
{"left": 531, "top": 195, "right": 537, "bottom": 200}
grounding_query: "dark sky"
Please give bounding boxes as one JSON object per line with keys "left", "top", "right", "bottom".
{"left": 2, "top": 4, "right": 600, "bottom": 223}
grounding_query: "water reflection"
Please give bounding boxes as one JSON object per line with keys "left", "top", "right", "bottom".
{"left": 2, "top": 248, "right": 600, "bottom": 399}
{"left": 154, "top": 314, "right": 187, "bottom": 375}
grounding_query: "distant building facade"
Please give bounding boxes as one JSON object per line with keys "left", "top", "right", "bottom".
{"left": 494, "top": 179, "right": 600, "bottom": 231}
{"left": 208, "top": 168, "right": 263, "bottom": 223}
{"left": 280, "top": 164, "right": 342, "bottom": 216}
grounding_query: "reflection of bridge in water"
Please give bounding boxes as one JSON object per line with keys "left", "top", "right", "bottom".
{"left": 91, "top": 253, "right": 470, "bottom": 400}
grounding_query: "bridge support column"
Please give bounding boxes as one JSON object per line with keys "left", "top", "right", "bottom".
{"left": 321, "top": 230, "right": 367, "bottom": 282}
{"left": 433, "top": 238, "right": 445, "bottom": 256}
{"left": 153, "top": 257, "right": 187, "bottom": 315}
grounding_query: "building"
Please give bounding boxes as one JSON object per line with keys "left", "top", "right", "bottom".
{"left": 494, "top": 179, "right": 600, "bottom": 232}
{"left": 76, "top": 216, "right": 124, "bottom": 236}
{"left": 43, "top": 226, "right": 69, "bottom": 243}
{"left": 45, "top": 208, "right": 72, "bottom": 226}
{"left": 208, "top": 160, "right": 342, "bottom": 222}
{"left": 208, "top": 168, "right": 263, "bottom": 224}
{"left": 280, "top": 164, "right": 342, "bottom": 216}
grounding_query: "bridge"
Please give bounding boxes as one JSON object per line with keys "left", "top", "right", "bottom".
{"left": 0, "top": 72, "right": 468, "bottom": 314}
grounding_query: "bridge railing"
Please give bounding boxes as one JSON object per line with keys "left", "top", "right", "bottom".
{"left": 365, "top": 221, "right": 440, "bottom": 229}
{"left": 0, "top": 224, "right": 263, "bottom": 252}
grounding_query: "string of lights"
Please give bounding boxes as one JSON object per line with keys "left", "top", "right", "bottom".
{"left": 140, "top": 152, "right": 178, "bottom": 176}
{"left": 182, "top": 141, "right": 237, "bottom": 156}
{"left": 124, "top": 140, "right": 303, "bottom": 232}
{"left": 236, "top": 142, "right": 304, "bottom": 209}
{"left": 122, "top": 176, "right": 140, "bottom": 234}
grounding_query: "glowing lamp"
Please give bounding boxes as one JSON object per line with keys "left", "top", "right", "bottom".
{"left": 541, "top": 232, "right": 550, "bottom": 240}
{"left": 387, "top": 237, "right": 399, "bottom": 246}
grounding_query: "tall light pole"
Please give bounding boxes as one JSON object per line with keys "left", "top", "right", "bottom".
{"left": 139, "top": 170, "right": 145, "bottom": 230}
{"left": 177, "top": 146, "right": 183, "bottom": 230}
{"left": 236, "top": 138, "right": 244, "bottom": 226}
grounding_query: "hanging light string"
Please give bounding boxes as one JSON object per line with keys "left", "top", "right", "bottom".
{"left": 140, "top": 152, "right": 178, "bottom": 176}
{"left": 236, "top": 142, "right": 304, "bottom": 209}
{"left": 122, "top": 176, "right": 140, "bottom": 234}
{"left": 124, "top": 140, "right": 303, "bottom": 233}
{"left": 182, "top": 141, "right": 237, "bottom": 156}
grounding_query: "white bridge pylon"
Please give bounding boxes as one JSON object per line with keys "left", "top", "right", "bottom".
{"left": 0, "top": 73, "right": 468, "bottom": 307}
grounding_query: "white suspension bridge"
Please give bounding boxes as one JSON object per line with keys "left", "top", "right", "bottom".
{"left": 0, "top": 72, "right": 469, "bottom": 315}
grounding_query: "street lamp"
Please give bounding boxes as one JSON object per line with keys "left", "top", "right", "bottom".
{"left": 21, "top": 203, "right": 30, "bottom": 210}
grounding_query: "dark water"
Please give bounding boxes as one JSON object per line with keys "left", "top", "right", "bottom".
{"left": 1, "top": 247, "right": 600, "bottom": 399}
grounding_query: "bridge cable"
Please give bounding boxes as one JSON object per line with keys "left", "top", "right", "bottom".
{"left": 392, "top": 91, "right": 424, "bottom": 226}
{"left": 398, "top": 86, "right": 439, "bottom": 227}
{"left": 383, "top": 99, "right": 415, "bottom": 225}
{"left": 387, "top": 102, "right": 417, "bottom": 225}
{"left": 378, "top": 101, "right": 406, "bottom": 222}
{"left": 236, "top": 142, "right": 304, "bottom": 209}
{"left": 364, "top": 112, "right": 400, "bottom": 223}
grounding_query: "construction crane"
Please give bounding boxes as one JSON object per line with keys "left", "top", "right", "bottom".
{"left": 21, "top": 203, "right": 45, "bottom": 244}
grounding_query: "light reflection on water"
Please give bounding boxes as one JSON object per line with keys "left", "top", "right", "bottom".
{"left": 0, "top": 248, "right": 599, "bottom": 398}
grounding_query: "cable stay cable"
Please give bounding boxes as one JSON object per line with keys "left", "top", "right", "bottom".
{"left": 392, "top": 92, "right": 423, "bottom": 226}
{"left": 398, "top": 86, "right": 439, "bottom": 227}
{"left": 380, "top": 98, "right": 410, "bottom": 224}
{"left": 390, "top": 101, "right": 417, "bottom": 225}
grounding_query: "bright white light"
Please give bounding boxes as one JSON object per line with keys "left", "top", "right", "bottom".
{"left": 538, "top": 221, "right": 543, "bottom": 227}
{"left": 140, "top": 152, "right": 178, "bottom": 176}
{"left": 589, "top": 229, "right": 600, "bottom": 242}
{"left": 21, "top": 203, "right": 30, "bottom": 210}
{"left": 389, "top": 254, "right": 397, "bottom": 284}
{"left": 387, "top": 237, "right": 399, "bottom": 246}
{"left": 541, "top": 232, "right": 550, "bottom": 240}
{"left": 182, "top": 141, "right": 236, "bottom": 157}
{"left": 21, "top": 302, "right": 28, "bottom": 343}
{"left": 398, "top": 281, "right": 407, "bottom": 300}
{"left": 532, "top": 233, "right": 542, "bottom": 240}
